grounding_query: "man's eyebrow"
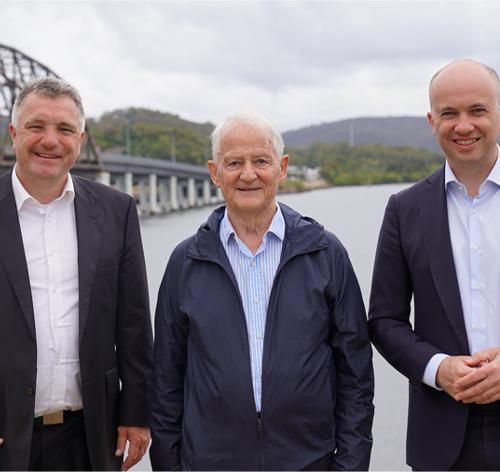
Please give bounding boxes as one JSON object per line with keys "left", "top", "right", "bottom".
{"left": 58, "top": 121, "right": 79, "bottom": 130}
{"left": 23, "top": 118, "right": 44, "bottom": 126}
{"left": 468, "top": 102, "right": 489, "bottom": 109}
{"left": 436, "top": 106, "right": 455, "bottom": 114}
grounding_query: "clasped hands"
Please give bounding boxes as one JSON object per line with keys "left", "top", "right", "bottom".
{"left": 436, "top": 348, "right": 500, "bottom": 404}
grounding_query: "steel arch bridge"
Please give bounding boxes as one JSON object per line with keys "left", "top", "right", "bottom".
{"left": 0, "top": 43, "right": 102, "bottom": 170}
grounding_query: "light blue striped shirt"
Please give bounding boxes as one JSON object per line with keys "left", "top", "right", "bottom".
{"left": 219, "top": 204, "right": 285, "bottom": 411}
{"left": 423, "top": 149, "right": 500, "bottom": 389}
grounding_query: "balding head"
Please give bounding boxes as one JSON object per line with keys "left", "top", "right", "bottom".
{"left": 429, "top": 59, "right": 500, "bottom": 111}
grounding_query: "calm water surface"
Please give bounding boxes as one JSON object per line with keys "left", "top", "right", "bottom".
{"left": 136, "top": 183, "right": 413, "bottom": 471}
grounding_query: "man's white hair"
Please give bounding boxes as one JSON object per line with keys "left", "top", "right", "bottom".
{"left": 211, "top": 108, "right": 285, "bottom": 162}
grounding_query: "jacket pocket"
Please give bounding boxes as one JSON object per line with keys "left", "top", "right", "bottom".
{"left": 106, "top": 367, "right": 120, "bottom": 396}
{"left": 96, "top": 256, "right": 121, "bottom": 271}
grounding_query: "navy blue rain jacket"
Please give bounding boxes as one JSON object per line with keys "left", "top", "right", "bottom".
{"left": 151, "top": 204, "right": 374, "bottom": 471}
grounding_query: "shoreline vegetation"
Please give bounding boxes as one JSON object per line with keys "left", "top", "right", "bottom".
{"left": 89, "top": 108, "right": 445, "bottom": 192}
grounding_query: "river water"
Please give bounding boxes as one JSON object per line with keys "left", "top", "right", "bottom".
{"left": 136, "top": 183, "right": 413, "bottom": 471}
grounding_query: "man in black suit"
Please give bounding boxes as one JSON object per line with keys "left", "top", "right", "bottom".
{"left": 369, "top": 59, "right": 500, "bottom": 470}
{"left": 0, "top": 77, "right": 153, "bottom": 470}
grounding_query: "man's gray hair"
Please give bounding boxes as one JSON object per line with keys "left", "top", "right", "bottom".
{"left": 429, "top": 59, "right": 500, "bottom": 110}
{"left": 211, "top": 108, "right": 285, "bottom": 162}
{"left": 11, "top": 77, "right": 86, "bottom": 133}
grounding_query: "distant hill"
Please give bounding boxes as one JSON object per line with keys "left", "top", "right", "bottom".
{"left": 282, "top": 116, "right": 443, "bottom": 154}
{"left": 90, "top": 108, "right": 214, "bottom": 136}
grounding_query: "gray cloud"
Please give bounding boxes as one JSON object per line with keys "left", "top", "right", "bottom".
{"left": 2, "top": 1, "right": 500, "bottom": 131}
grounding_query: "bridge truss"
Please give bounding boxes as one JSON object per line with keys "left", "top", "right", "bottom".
{"left": 0, "top": 43, "right": 102, "bottom": 171}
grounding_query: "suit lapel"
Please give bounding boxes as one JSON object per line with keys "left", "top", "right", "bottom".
{"left": 0, "top": 170, "right": 36, "bottom": 338}
{"left": 73, "top": 177, "right": 104, "bottom": 343}
{"left": 420, "top": 167, "right": 470, "bottom": 355}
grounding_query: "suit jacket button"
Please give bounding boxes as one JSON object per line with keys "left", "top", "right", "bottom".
{"left": 27, "top": 388, "right": 33, "bottom": 396}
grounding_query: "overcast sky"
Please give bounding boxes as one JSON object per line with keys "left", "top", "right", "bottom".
{"left": 2, "top": 1, "right": 500, "bottom": 132}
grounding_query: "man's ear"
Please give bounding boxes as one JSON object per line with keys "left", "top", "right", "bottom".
{"left": 207, "top": 160, "right": 220, "bottom": 188}
{"left": 427, "top": 112, "right": 436, "bottom": 137}
{"left": 279, "top": 155, "right": 289, "bottom": 183}
{"left": 9, "top": 124, "right": 17, "bottom": 150}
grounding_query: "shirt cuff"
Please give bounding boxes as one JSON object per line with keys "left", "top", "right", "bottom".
{"left": 422, "top": 353, "right": 449, "bottom": 390}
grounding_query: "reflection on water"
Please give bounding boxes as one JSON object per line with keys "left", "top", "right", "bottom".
{"left": 137, "top": 183, "right": 413, "bottom": 471}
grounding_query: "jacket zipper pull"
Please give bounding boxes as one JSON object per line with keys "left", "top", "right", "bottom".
{"left": 257, "top": 416, "right": 263, "bottom": 440}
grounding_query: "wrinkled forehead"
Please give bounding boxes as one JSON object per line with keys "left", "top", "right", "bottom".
{"left": 220, "top": 122, "right": 275, "bottom": 154}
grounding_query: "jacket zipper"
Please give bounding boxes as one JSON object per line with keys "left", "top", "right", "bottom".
{"left": 257, "top": 413, "right": 265, "bottom": 470}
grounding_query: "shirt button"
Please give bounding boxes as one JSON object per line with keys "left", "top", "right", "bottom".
{"left": 251, "top": 261, "right": 256, "bottom": 267}
{"left": 257, "top": 333, "right": 262, "bottom": 339}
{"left": 473, "top": 246, "right": 479, "bottom": 251}
{"left": 458, "top": 186, "right": 463, "bottom": 191}
{"left": 473, "top": 209, "right": 477, "bottom": 214}
{"left": 475, "top": 325, "right": 481, "bottom": 331}
{"left": 52, "top": 287, "right": 57, "bottom": 292}
{"left": 259, "top": 372, "right": 262, "bottom": 376}
{"left": 254, "top": 297, "right": 258, "bottom": 303}
{"left": 27, "top": 388, "right": 33, "bottom": 396}
{"left": 475, "top": 285, "right": 480, "bottom": 291}
{"left": 52, "top": 395, "right": 59, "bottom": 402}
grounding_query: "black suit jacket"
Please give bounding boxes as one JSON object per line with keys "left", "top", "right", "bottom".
{"left": 0, "top": 169, "right": 153, "bottom": 470}
{"left": 368, "top": 166, "right": 470, "bottom": 471}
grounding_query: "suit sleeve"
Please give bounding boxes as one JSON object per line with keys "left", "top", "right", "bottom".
{"left": 368, "top": 194, "right": 443, "bottom": 387}
{"left": 150, "top": 249, "right": 188, "bottom": 471}
{"left": 116, "top": 197, "right": 153, "bottom": 426}
{"left": 327, "top": 238, "right": 374, "bottom": 471}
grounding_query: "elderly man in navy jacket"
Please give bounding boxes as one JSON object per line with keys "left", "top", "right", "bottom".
{"left": 151, "top": 108, "right": 374, "bottom": 471}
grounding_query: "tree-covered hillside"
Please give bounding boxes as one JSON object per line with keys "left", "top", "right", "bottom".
{"left": 287, "top": 141, "right": 444, "bottom": 186}
{"left": 88, "top": 108, "right": 213, "bottom": 166}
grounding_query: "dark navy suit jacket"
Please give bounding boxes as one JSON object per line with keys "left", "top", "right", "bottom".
{"left": 369, "top": 166, "right": 471, "bottom": 470}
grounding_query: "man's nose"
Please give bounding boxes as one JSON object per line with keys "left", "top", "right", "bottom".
{"left": 39, "top": 128, "right": 59, "bottom": 148}
{"left": 454, "top": 113, "right": 475, "bottom": 135}
{"left": 240, "top": 161, "right": 257, "bottom": 181}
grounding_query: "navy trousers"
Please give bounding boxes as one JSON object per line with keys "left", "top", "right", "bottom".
{"left": 450, "top": 402, "right": 500, "bottom": 471}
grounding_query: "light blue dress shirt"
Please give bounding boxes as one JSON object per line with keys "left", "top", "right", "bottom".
{"left": 423, "top": 151, "right": 500, "bottom": 388}
{"left": 219, "top": 204, "right": 285, "bottom": 411}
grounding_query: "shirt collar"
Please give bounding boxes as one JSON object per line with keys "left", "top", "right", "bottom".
{"left": 12, "top": 164, "right": 75, "bottom": 211}
{"left": 220, "top": 203, "right": 286, "bottom": 244}
{"left": 445, "top": 144, "right": 500, "bottom": 190}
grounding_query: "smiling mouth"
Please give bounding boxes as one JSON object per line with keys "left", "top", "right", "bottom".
{"left": 454, "top": 138, "right": 479, "bottom": 146}
{"left": 238, "top": 188, "right": 259, "bottom": 192}
{"left": 36, "top": 152, "right": 60, "bottom": 159}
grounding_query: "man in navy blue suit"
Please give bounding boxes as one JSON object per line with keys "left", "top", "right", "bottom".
{"left": 369, "top": 59, "right": 500, "bottom": 470}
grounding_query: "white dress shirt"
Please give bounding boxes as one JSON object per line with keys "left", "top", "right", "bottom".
{"left": 219, "top": 204, "right": 285, "bottom": 411}
{"left": 423, "top": 150, "right": 500, "bottom": 388}
{"left": 12, "top": 167, "right": 82, "bottom": 416}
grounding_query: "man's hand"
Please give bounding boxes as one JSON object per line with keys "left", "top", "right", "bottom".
{"left": 115, "top": 426, "right": 151, "bottom": 471}
{"left": 0, "top": 438, "right": 3, "bottom": 445}
{"left": 436, "top": 355, "right": 475, "bottom": 399}
{"left": 454, "top": 348, "right": 500, "bottom": 404}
